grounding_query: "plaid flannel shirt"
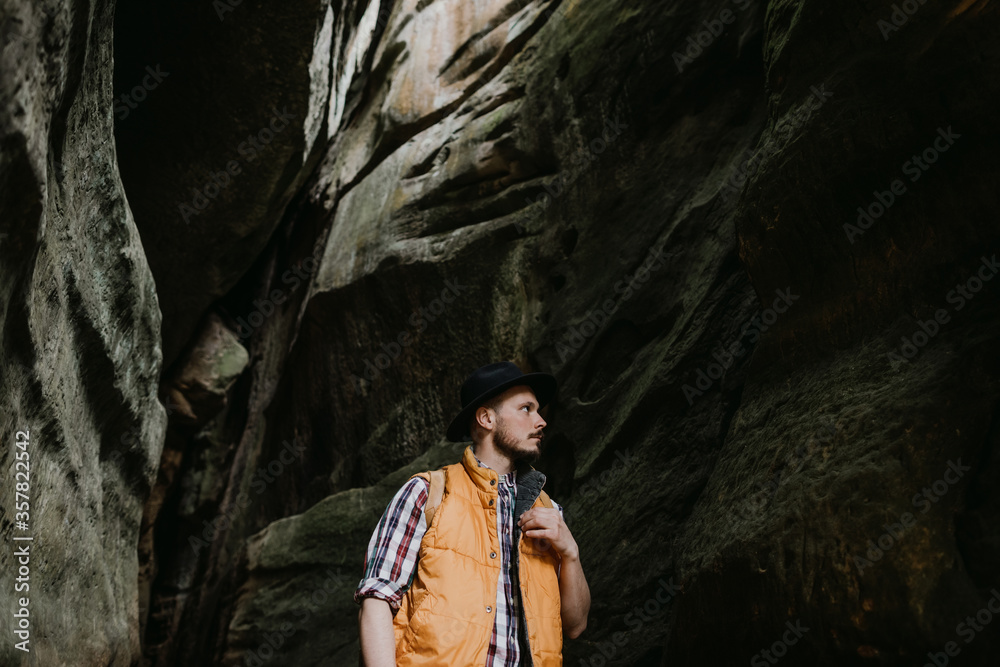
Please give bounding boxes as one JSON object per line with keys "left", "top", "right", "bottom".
{"left": 354, "top": 452, "right": 563, "bottom": 667}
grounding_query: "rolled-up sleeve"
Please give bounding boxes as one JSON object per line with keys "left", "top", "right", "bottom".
{"left": 353, "top": 476, "right": 429, "bottom": 612}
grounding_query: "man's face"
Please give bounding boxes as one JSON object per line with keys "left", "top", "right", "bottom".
{"left": 491, "top": 385, "right": 547, "bottom": 464}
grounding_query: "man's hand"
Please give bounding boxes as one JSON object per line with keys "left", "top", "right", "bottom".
{"left": 518, "top": 507, "right": 578, "bottom": 561}
{"left": 518, "top": 506, "right": 590, "bottom": 638}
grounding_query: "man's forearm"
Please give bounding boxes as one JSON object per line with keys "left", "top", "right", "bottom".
{"left": 558, "top": 551, "right": 591, "bottom": 638}
{"left": 358, "top": 597, "right": 396, "bottom": 667}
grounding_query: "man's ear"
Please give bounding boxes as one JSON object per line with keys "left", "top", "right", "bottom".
{"left": 474, "top": 405, "right": 495, "bottom": 432}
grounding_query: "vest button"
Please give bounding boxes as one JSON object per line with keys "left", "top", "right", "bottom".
{"left": 490, "top": 551, "right": 496, "bottom": 558}
{"left": 489, "top": 499, "right": 494, "bottom": 506}
{"left": 491, "top": 479, "right": 496, "bottom": 485}
{"left": 486, "top": 606, "right": 492, "bottom": 613}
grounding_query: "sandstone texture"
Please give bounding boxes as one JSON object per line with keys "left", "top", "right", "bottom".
{"left": 2, "top": 0, "right": 999, "bottom": 665}
{"left": 0, "top": 0, "right": 166, "bottom": 664}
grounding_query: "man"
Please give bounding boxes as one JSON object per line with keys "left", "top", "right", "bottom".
{"left": 355, "top": 361, "right": 590, "bottom": 666}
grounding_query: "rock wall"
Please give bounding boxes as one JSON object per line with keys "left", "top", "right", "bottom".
{"left": 1, "top": 0, "right": 999, "bottom": 665}
{"left": 672, "top": 0, "right": 1000, "bottom": 663}
{"left": 0, "top": 0, "right": 166, "bottom": 664}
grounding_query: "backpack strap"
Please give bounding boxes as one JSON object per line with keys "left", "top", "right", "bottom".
{"left": 424, "top": 469, "right": 446, "bottom": 530}
{"left": 538, "top": 488, "right": 554, "bottom": 509}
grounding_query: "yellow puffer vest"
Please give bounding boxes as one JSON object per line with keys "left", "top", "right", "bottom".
{"left": 392, "top": 445, "right": 563, "bottom": 666}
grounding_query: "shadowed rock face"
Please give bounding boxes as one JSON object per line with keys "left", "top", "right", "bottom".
{"left": 2, "top": 0, "right": 999, "bottom": 665}
{"left": 113, "top": 0, "right": 336, "bottom": 368}
{"left": 0, "top": 0, "right": 166, "bottom": 664}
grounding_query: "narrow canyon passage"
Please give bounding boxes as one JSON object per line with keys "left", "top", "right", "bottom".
{"left": 1, "top": 0, "right": 999, "bottom": 665}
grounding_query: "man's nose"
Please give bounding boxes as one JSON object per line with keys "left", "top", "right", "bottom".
{"left": 535, "top": 415, "right": 546, "bottom": 430}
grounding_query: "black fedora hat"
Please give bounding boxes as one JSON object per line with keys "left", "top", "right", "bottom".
{"left": 446, "top": 361, "right": 557, "bottom": 442}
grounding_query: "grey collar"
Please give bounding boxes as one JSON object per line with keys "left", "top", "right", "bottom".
{"left": 510, "top": 457, "right": 546, "bottom": 659}
{"left": 512, "top": 457, "right": 546, "bottom": 543}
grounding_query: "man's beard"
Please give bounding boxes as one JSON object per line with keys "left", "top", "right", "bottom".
{"left": 493, "top": 415, "right": 541, "bottom": 464}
